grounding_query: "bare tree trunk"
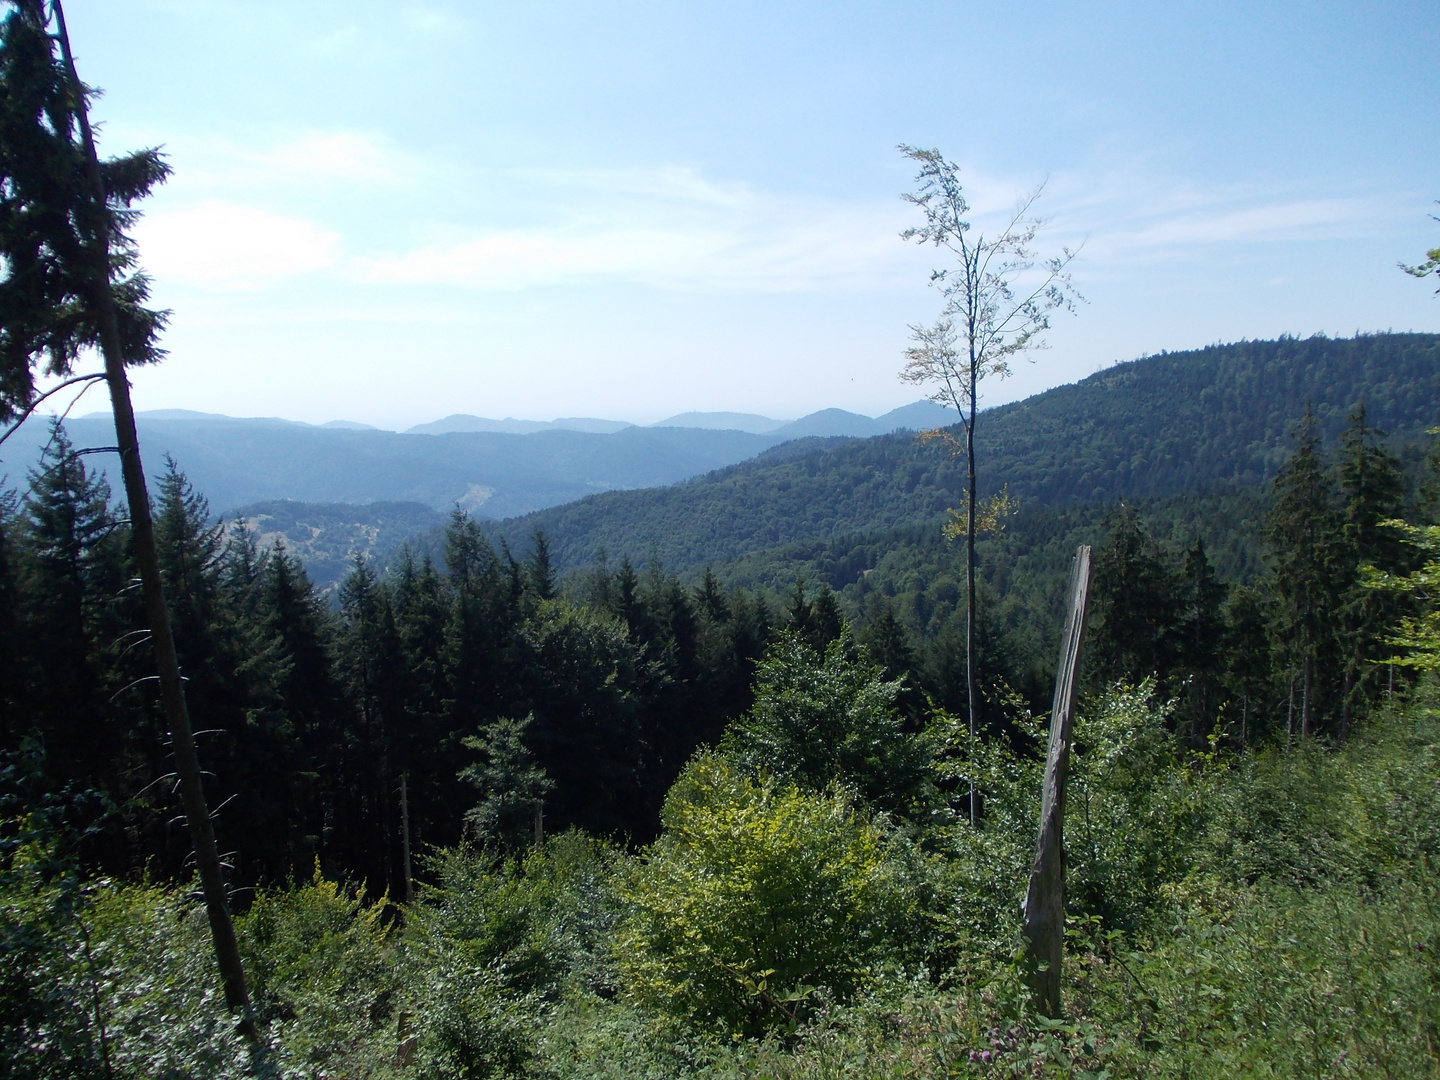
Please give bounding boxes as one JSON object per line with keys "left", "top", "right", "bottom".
{"left": 1021, "top": 546, "right": 1094, "bottom": 1018}
{"left": 399, "top": 771, "right": 414, "bottom": 904}
{"left": 53, "top": 0, "right": 254, "bottom": 1031}
{"left": 1287, "top": 675, "right": 1295, "bottom": 749}
{"left": 1302, "top": 647, "right": 1312, "bottom": 739}
{"left": 1340, "top": 667, "right": 1352, "bottom": 741}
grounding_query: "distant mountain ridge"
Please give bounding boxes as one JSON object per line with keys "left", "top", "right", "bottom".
{"left": 489, "top": 334, "right": 1440, "bottom": 577}
{"left": 404, "top": 415, "right": 636, "bottom": 435}
{"left": 3, "top": 400, "right": 956, "bottom": 520}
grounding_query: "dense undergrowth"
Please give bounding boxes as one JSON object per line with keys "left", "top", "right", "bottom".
{"left": 4, "top": 674, "right": 1437, "bottom": 1079}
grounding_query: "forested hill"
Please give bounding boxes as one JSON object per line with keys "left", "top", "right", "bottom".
{"left": 495, "top": 333, "right": 1440, "bottom": 573}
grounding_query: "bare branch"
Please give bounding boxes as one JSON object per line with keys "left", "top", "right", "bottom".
{"left": 0, "top": 373, "right": 106, "bottom": 448}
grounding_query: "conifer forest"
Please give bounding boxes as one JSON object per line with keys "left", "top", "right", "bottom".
{"left": 2, "top": 2, "right": 1440, "bottom": 1078}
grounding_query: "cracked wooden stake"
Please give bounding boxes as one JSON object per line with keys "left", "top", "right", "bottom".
{"left": 1022, "top": 545, "right": 1093, "bottom": 1018}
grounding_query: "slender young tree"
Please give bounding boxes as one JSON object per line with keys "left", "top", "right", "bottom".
{"left": 897, "top": 144, "right": 1080, "bottom": 823}
{"left": 0, "top": 1, "right": 254, "bottom": 1028}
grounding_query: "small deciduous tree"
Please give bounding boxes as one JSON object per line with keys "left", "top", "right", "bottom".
{"left": 618, "top": 752, "right": 923, "bottom": 1036}
{"left": 897, "top": 145, "right": 1080, "bottom": 824}
{"left": 722, "top": 630, "right": 930, "bottom": 814}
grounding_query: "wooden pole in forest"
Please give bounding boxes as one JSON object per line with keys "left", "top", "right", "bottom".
{"left": 1021, "top": 545, "right": 1093, "bottom": 1018}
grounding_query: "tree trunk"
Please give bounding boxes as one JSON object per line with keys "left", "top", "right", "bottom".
{"left": 1302, "top": 647, "right": 1312, "bottom": 739}
{"left": 1021, "top": 546, "right": 1094, "bottom": 1018}
{"left": 53, "top": 0, "right": 254, "bottom": 1031}
{"left": 966, "top": 354, "right": 978, "bottom": 827}
{"left": 399, "top": 771, "right": 414, "bottom": 904}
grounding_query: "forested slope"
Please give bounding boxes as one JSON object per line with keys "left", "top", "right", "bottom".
{"left": 497, "top": 333, "right": 1440, "bottom": 573}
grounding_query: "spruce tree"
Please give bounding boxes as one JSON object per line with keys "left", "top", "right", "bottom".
{"left": 338, "top": 558, "right": 408, "bottom": 891}
{"left": 0, "top": 489, "right": 23, "bottom": 738}
{"left": 1265, "top": 408, "right": 1344, "bottom": 739}
{"left": 1090, "top": 505, "right": 1183, "bottom": 689}
{"left": 459, "top": 714, "right": 553, "bottom": 850}
{"left": 1336, "top": 403, "right": 1410, "bottom": 730}
{"left": 390, "top": 548, "right": 450, "bottom": 862}
{"left": 19, "top": 425, "right": 126, "bottom": 791}
{"left": 527, "top": 529, "right": 557, "bottom": 602}
{"left": 1177, "top": 538, "right": 1227, "bottom": 745}
{"left": 1222, "top": 584, "right": 1273, "bottom": 744}
{"left": 0, "top": 1, "right": 253, "bottom": 1022}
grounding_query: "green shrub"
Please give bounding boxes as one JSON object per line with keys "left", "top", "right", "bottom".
{"left": 617, "top": 752, "right": 933, "bottom": 1037}
{"left": 0, "top": 814, "right": 251, "bottom": 1080}
{"left": 723, "top": 631, "right": 932, "bottom": 814}
{"left": 237, "top": 869, "right": 399, "bottom": 1075}
{"left": 401, "top": 832, "right": 620, "bottom": 1078}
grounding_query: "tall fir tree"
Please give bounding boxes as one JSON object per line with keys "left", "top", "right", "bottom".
{"left": 19, "top": 425, "right": 126, "bottom": 792}
{"left": 1336, "top": 403, "right": 1411, "bottom": 730}
{"left": 1176, "top": 538, "right": 1228, "bottom": 745}
{"left": 1089, "top": 505, "right": 1183, "bottom": 690}
{"left": 1265, "top": 407, "right": 1345, "bottom": 740}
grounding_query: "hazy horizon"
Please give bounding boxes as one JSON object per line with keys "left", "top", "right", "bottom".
{"left": 43, "top": 0, "right": 1440, "bottom": 429}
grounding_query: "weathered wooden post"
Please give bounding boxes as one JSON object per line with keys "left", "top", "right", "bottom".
{"left": 1022, "top": 545, "right": 1094, "bottom": 1017}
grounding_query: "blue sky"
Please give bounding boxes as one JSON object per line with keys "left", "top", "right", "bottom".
{"left": 55, "top": 0, "right": 1440, "bottom": 428}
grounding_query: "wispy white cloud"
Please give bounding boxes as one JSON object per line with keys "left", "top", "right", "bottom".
{"left": 130, "top": 141, "right": 1408, "bottom": 296}
{"left": 150, "top": 130, "right": 423, "bottom": 200}
{"left": 350, "top": 197, "right": 911, "bottom": 293}
{"left": 1040, "top": 162, "right": 1396, "bottom": 266}
{"left": 134, "top": 202, "right": 342, "bottom": 290}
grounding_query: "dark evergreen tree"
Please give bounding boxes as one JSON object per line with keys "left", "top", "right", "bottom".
{"left": 390, "top": 549, "right": 451, "bottom": 857}
{"left": 859, "top": 599, "right": 917, "bottom": 683}
{"left": 443, "top": 511, "right": 522, "bottom": 740}
{"left": 1336, "top": 404, "right": 1411, "bottom": 731}
{"left": 526, "top": 529, "right": 556, "bottom": 602}
{"left": 337, "top": 558, "right": 408, "bottom": 894}
{"left": 18, "top": 426, "right": 126, "bottom": 792}
{"left": 459, "top": 713, "right": 553, "bottom": 850}
{"left": 1088, "top": 505, "right": 1183, "bottom": 690}
{"left": 0, "top": 489, "right": 23, "bottom": 736}
{"left": 151, "top": 462, "right": 252, "bottom": 877}
{"left": 1176, "top": 538, "right": 1228, "bottom": 745}
{"left": 807, "top": 584, "right": 845, "bottom": 653}
{"left": 1265, "top": 408, "right": 1345, "bottom": 740}
{"left": 1222, "top": 584, "right": 1273, "bottom": 745}
{"left": 693, "top": 566, "right": 728, "bottom": 624}
{"left": 613, "top": 556, "right": 646, "bottom": 641}
{"left": 258, "top": 543, "right": 342, "bottom": 875}
{"left": 518, "top": 601, "right": 650, "bottom": 837}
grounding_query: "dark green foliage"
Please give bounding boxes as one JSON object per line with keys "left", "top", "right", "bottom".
{"left": 1336, "top": 403, "right": 1413, "bottom": 728}
{"left": 460, "top": 715, "right": 554, "bottom": 850}
{"left": 723, "top": 632, "right": 931, "bottom": 814}
{"left": 0, "top": 0, "right": 168, "bottom": 420}
{"left": 1265, "top": 408, "right": 1347, "bottom": 738}
{"left": 1088, "top": 504, "right": 1184, "bottom": 689}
